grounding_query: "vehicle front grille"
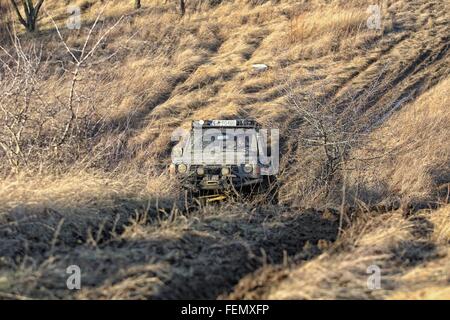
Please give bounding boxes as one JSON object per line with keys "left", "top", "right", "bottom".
{"left": 203, "top": 167, "right": 222, "bottom": 175}
{"left": 193, "top": 165, "right": 243, "bottom": 176}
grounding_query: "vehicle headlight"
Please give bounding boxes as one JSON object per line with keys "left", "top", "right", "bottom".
{"left": 221, "top": 167, "right": 230, "bottom": 176}
{"left": 197, "top": 167, "right": 205, "bottom": 175}
{"left": 243, "top": 164, "right": 253, "bottom": 173}
{"left": 178, "top": 163, "right": 187, "bottom": 173}
{"left": 172, "top": 148, "right": 182, "bottom": 157}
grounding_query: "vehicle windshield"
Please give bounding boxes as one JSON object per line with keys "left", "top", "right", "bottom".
{"left": 181, "top": 128, "right": 259, "bottom": 165}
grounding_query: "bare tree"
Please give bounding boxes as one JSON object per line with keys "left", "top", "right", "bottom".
{"left": 0, "top": 36, "right": 51, "bottom": 170}
{"left": 179, "top": 0, "right": 185, "bottom": 16}
{"left": 286, "top": 86, "right": 356, "bottom": 190}
{"left": 279, "top": 79, "right": 370, "bottom": 209}
{"left": 9, "top": 0, "right": 44, "bottom": 32}
{"left": 48, "top": 10, "right": 124, "bottom": 147}
{"left": 1, "top": 1, "right": 11, "bottom": 37}
{"left": 281, "top": 68, "right": 392, "bottom": 208}
{"left": 0, "top": 10, "right": 125, "bottom": 173}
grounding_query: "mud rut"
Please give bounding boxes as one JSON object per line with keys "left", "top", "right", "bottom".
{"left": 0, "top": 202, "right": 339, "bottom": 299}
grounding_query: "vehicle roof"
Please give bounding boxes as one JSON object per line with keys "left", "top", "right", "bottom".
{"left": 191, "top": 119, "right": 260, "bottom": 129}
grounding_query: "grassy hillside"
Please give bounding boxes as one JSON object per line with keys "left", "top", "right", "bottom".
{"left": 229, "top": 81, "right": 450, "bottom": 299}
{"left": 0, "top": 0, "right": 448, "bottom": 299}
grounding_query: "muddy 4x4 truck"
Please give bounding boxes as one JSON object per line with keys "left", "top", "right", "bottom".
{"left": 169, "top": 119, "right": 279, "bottom": 204}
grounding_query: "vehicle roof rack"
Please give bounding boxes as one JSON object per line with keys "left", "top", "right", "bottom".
{"left": 192, "top": 119, "right": 260, "bottom": 128}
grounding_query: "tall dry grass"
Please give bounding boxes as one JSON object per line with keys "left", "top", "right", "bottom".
{"left": 1, "top": 0, "right": 390, "bottom": 176}
{"left": 289, "top": 6, "right": 366, "bottom": 42}
{"left": 349, "top": 77, "right": 450, "bottom": 206}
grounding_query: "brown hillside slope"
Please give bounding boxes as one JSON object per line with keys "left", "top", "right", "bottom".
{"left": 0, "top": 0, "right": 448, "bottom": 299}
{"left": 9, "top": 0, "right": 445, "bottom": 206}
{"left": 348, "top": 77, "right": 450, "bottom": 207}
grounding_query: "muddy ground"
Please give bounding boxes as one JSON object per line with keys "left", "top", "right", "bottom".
{"left": 0, "top": 202, "right": 339, "bottom": 299}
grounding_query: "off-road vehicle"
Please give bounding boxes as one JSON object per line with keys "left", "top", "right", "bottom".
{"left": 169, "top": 119, "right": 279, "bottom": 203}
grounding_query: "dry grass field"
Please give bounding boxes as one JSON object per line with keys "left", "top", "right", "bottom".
{"left": 0, "top": 0, "right": 449, "bottom": 299}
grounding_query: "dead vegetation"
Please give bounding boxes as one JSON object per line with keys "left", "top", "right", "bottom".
{"left": 228, "top": 204, "right": 450, "bottom": 299}
{"left": 0, "top": 0, "right": 449, "bottom": 299}
{"left": 348, "top": 77, "right": 450, "bottom": 208}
